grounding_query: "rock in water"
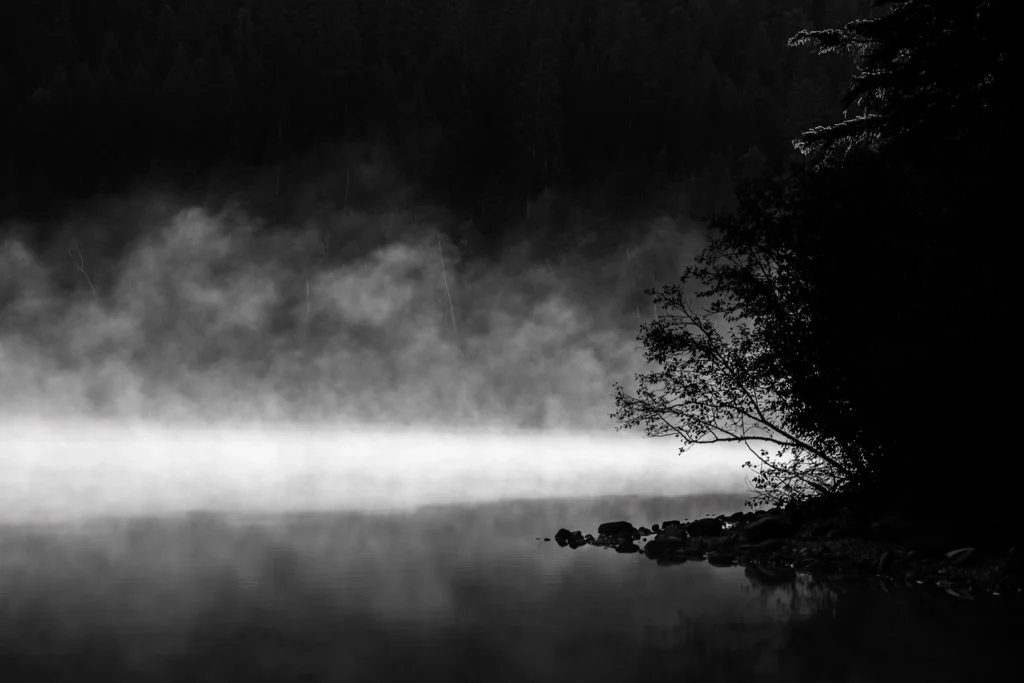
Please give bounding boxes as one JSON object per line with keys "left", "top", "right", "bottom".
{"left": 642, "top": 540, "right": 665, "bottom": 558}
{"left": 598, "top": 521, "right": 635, "bottom": 537}
{"left": 658, "top": 526, "right": 688, "bottom": 540}
{"left": 644, "top": 536, "right": 686, "bottom": 559}
{"left": 567, "top": 530, "right": 587, "bottom": 549}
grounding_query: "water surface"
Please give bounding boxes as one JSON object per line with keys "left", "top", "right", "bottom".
{"left": 0, "top": 495, "right": 1017, "bottom": 683}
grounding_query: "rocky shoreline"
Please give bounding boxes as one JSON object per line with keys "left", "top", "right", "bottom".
{"left": 547, "top": 502, "right": 1024, "bottom": 601}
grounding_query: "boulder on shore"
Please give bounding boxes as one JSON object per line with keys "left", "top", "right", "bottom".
{"left": 743, "top": 515, "right": 797, "bottom": 543}
{"left": 549, "top": 503, "right": 1024, "bottom": 600}
{"left": 825, "top": 510, "right": 870, "bottom": 539}
{"left": 687, "top": 518, "right": 724, "bottom": 537}
{"left": 598, "top": 521, "right": 635, "bottom": 537}
{"left": 707, "top": 550, "right": 737, "bottom": 566}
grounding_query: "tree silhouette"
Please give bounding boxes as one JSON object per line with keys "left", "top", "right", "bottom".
{"left": 788, "top": 0, "right": 1012, "bottom": 168}
{"left": 616, "top": 0, "right": 1018, "bottom": 515}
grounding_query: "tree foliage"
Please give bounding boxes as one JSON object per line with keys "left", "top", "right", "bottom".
{"left": 788, "top": 0, "right": 1014, "bottom": 168}
{"left": 613, "top": 174, "right": 879, "bottom": 508}
{"left": 616, "top": 0, "right": 1018, "bottom": 514}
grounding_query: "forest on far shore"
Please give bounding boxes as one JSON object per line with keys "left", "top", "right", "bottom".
{"left": 0, "top": 0, "right": 863, "bottom": 240}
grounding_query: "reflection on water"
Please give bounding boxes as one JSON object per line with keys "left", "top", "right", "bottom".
{"left": 0, "top": 496, "right": 1019, "bottom": 682}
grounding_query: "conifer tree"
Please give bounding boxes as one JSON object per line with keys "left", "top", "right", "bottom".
{"left": 788, "top": 0, "right": 1013, "bottom": 168}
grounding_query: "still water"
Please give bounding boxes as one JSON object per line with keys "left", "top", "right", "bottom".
{"left": 0, "top": 494, "right": 1018, "bottom": 683}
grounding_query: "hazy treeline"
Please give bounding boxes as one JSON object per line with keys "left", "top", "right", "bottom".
{"left": 0, "top": 0, "right": 864, "bottom": 225}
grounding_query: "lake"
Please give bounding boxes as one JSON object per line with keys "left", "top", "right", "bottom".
{"left": 0, "top": 495, "right": 1019, "bottom": 683}
{"left": 0, "top": 424, "right": 1019, "bottom": 681}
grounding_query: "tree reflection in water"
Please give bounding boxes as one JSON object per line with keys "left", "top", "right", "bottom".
{"left": 640, "top": 566, "right": 1019, "bottom": 682}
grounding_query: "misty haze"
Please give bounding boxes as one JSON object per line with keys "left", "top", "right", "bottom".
{"left": 0, "top": 1, "right": 1019, "bottom": 682}
{"left": 0, "top": 185, "right": 752, "bottom": 522}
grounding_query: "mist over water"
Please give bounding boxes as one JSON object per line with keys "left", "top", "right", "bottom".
{"left": 0, "top": 152, "right": 748, "bottom": 522}
{"left": 0, "top": 421, "right": 749, "bottom": 524}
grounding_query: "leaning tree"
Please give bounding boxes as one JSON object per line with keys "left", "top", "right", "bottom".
{"left": 612, "top": 175, "right": 880, "bottom": 509}
{"left": 617, "top": 0, "right": 1018, "bottom": 515}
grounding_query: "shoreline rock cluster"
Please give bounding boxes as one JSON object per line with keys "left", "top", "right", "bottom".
{"left": 548, "top": 504, "right": 1024, "bottom": 601}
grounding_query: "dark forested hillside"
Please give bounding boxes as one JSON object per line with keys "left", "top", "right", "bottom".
{"left": 0, "top": 0, "right": 867, "bottom": 224}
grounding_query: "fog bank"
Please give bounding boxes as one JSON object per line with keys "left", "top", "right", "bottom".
{"left": 0, "top": 153, "right": 749, "bottom": 520}
{"left": 0, "top": 421, "right": 749, "bottom": 524}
